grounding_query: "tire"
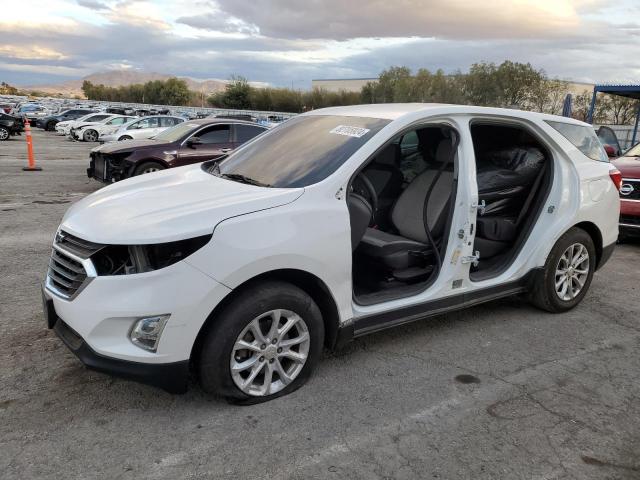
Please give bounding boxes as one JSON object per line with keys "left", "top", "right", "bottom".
{"left": 118, "top": 135, "right": 133, "bottom": 141}
{"left": 46, "top": 121, "right": 56, "bottom": 131}
{"left": 0, "top": 126, "right": 9, "bottom": 141}
{"left": 528, "top": 227, "right": 596, "bottom": 313}
{"left": 133, "top": 161, "right": 166, "bottom": 176}
{"left": 198, "top": 281, "right": 324, "bottom": 404}
{"left": 83, "top": 129, "right": 98, "bottom": 142}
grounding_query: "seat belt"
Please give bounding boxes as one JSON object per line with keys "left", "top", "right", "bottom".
{"left": 515, "top": 162, "right": 547, "bottom": 228}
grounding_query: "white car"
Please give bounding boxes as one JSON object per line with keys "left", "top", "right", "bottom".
{"left": 99, "top": 115, "right": 185, "bottom": 142}
{"left": 72, "top": 115, "right": 137, "bottom": 142}
{"left": 55, "top": 113, "right": 112, "bottom": 136}
{"left": 42, "top": 104, "right": 620, "bottom": 402}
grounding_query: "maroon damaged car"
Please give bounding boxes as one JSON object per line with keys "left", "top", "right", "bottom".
{"left": 87, "top": 119, "right": 267, "bottom": 183}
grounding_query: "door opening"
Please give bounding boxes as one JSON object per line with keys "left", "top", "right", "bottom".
{"left": 348, "top": 125, "right": 459, "bottom": 305}
{"left": 469, "top": 122, "right": 553, "bottom": 280}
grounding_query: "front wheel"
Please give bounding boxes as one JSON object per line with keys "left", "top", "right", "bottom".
{"left": 83, "top": 129, "right": 98, "bottom": 142}
{"left": 528, "top": 227, "right": 596, "bottom": 312}
{"left": 118, "top": 135, "right": 133, "bottom": 141}
{"left": 133, "top": 161, "right": 165, "bottom": 176}
{"left": 46, "top": 121, "right": 56, "bottom": 131}
{"left": 198, "top": 281, "right": 324, "bottom": 403}
{"left": 0, "top": 126, "right": 9, "bottom": 141}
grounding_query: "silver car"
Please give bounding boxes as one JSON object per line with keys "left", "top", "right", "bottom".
{"left": 99, "top": 115, "right": 184, "bottom": 142}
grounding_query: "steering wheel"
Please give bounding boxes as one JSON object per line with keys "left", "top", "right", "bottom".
{"left": 351, "top": 172, "right": 378, "bottom": 223}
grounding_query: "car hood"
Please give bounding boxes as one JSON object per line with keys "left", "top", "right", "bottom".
{"left": 60, "top": 165, "right": 304, "bottom": 244}
{"left": 612, "top": 156, "right": 640, "bottom": 177}
{"left": 92, "top": 139, "right": 168, "bottom": 153}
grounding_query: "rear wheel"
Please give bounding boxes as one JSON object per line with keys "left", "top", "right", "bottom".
{"left": 198, "top": 281, "right": 324, "bottom": 403}
{"left": 133, "top": 161, "right": 165, "bottom": 176}
{"left": 83, "top": 129, "right": 98, "bottom": 142}
{"left": 0, "top": 126, "right": 9, "bottom": 141}
{"left": 528, "top": 227, "right": 596, "bottom": 312}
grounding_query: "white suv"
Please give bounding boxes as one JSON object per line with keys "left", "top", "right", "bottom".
{"left": 42, "top": 104, "right": 621, "bottom": 403}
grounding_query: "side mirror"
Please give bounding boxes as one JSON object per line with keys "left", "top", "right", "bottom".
{"left": 603, "top": 144, "right": 617, "bottom": 158}
{"left": 187, "top": 137, "right": 202, "bottom": 147}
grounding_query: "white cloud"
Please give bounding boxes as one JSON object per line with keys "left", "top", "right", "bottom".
{"left": 0, "top": 0, "right": 638, "bottom": 88}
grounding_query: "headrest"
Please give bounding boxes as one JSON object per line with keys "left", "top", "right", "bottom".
{"left": 374, "top": 143, "right": 397, "bottom": 166}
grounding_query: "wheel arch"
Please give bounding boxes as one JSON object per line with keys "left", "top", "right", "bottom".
{"left": 190, "top": 268, "right": 341, "bottom": 364}
{"left": 573, "top": 221, "right": 603, "bottom": 267}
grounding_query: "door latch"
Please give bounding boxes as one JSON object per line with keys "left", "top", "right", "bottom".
{"left": 471, "top": 200, "right": 486, "bottom": 216}
{"left": 461, "top": 251, "right": 480, "bottom": 267}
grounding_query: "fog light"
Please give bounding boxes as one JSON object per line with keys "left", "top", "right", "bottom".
{"left": 129, "top": 314, "right": 170, "bottom": 352}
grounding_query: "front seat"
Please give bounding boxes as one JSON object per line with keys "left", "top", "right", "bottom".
{"left": 358, "top": 138, "right": 455, "bottom": 271}
{"left": 363, "top": 143, "right": 403, "bottom": 227}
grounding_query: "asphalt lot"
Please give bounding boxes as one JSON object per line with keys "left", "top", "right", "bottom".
{"left": 1, "top": 129, "right": 640, "bottom": 480}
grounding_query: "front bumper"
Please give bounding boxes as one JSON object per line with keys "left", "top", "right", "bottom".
{"left": 46, "top": 297, "right": 190, "bottom": 393}
{"left": 620, "top": 199, "right": 640, "bottom": 234}
{"left": 99, "top": 134, "right": 117, "bottom": 143}
{"left": 42, "top": 257, "right": 232, "bottom": 392}
{"left": 87, "top": 152, "right": 134, "bottom": 183}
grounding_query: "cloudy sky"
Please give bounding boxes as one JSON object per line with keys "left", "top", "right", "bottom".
{"left": 1, "top": 0, "right": 639, "bottom": 88}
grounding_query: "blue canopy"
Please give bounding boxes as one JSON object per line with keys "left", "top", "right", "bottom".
{"left": 587, "top": 84, "right": 640, "bottom": 146}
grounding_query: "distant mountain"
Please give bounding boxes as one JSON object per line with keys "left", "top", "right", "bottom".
{"left": 26, "top": 70, "right": 228, "bottom": 97}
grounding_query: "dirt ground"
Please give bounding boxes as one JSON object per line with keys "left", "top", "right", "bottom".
{"left": 1, "top": 130, "right": 639, "bottom": 480}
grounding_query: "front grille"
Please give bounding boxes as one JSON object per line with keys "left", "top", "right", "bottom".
{"left": 47, "top": 231, "right": 102, "bottom": 299}
{"left": 620, "top": 215, "right": 640, "bottom": 227}
{"left": 48, "top": 249, "right": 87, "bottom": 298}
{"left": 55, "top": 230, "right": 103, "bottom": 259}
{"left": 620, "top": 179, "right": 640, "bottom": 201}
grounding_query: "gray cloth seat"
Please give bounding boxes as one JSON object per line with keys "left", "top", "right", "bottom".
{"left": 363, "top": 143, "right": 403, "bottom": 227}
{"left": 359, "top": 140, "right": 454, "bottom": 270}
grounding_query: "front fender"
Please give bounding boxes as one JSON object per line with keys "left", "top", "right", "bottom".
{"left": 185, "top": 198, "right": 354, "bottom": 324}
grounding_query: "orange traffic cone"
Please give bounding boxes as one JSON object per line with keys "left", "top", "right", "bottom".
{"left": 22, "top": 119, "right": 42, "bottom": 171}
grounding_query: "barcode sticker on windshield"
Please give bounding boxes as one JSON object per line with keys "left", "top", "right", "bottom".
{"left": 330, "top": 125, "right": 370, "bottom": 138}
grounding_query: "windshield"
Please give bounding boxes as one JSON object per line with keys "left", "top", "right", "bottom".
{"left": 151, "top": 121, "right": 199, "bottom": 142}
{"left": 625, "top": 143, "right": 640, "bottom": 157}
{"left": 215, "top": 115, "right": 390, "bottom": 187}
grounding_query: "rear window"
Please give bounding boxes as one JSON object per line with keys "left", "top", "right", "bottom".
{"left": 217, "top": 115, "right": 390, "bottom": 188}
{"left": 546, "top": 121, "right": 608, "bottom": 162}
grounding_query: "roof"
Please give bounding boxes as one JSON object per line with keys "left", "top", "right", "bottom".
{"left": 303, "top": 103, "right": 591, "bottom": 125}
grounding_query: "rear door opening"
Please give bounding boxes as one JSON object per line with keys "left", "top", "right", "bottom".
{"left": 469, "top": 122, "right": 553, "bottom": 281}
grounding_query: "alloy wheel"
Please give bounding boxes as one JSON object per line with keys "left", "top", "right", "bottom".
{"left": 142, "top": 166, "right": 160, "bottom": 174}
{"left": 0, "top": 128, "right": 8, "bottom": 140}
{"left": 85, "top": 130, "right": 97, "bottom": 142}
{"left": 555, "top": 243, "right": 589, "bottom": 301}
{"left": 230, "top": 309, "right": 310, "bottom": 396}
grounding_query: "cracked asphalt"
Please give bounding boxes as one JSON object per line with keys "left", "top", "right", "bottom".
{"left": 1, "top": 130, "right": 640, "bottom": 480}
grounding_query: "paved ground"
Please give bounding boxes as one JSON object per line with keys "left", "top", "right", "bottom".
{"left": 1, "top": 130, "right": 639, "bottom": 480}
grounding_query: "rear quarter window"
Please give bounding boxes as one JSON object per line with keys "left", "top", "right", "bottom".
{"left": 546, "top": 121, "right": 608, "bottom": 162}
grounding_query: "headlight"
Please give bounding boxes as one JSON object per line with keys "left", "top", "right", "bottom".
{"left": 91, "top": 234, "right": 212, "bottom": 276}
{"left": 129, "top": 314, "right": 170, "bottom": 352}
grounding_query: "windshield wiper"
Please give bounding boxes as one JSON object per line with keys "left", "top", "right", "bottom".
{"left": 220, "top": 173, "right": 271, "bottom": 187}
